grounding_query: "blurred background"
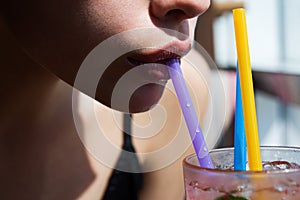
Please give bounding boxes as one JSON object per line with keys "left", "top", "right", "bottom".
{"left": 195, "top": 0, "right": 300, "bottom": 147}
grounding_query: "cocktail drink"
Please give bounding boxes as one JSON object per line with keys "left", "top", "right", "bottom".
{"left": 183, "top": 147, "right": 300, "bottom": 200}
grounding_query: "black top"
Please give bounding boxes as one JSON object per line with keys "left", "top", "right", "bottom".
{"left": 102, "top": 114, "right": 143, "bottom": 200}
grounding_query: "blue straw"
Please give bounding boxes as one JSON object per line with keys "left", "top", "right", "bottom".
{"left": 167, "top": 59, "right": 214, "bottom": 168}
{"left": 234, "top": 66, "right": 247, "bottom": 171}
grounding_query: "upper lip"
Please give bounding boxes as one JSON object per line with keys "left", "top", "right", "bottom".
{"left": 127, "top": 39, "right": 191, "bottom": 65}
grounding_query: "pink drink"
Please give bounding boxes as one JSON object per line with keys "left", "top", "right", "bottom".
{"left": 183, "top": 147, "right": 300, "bottom": 200}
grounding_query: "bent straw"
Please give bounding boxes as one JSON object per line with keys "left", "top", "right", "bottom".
{"left": 233, "top": 8, "right": 262, "bottom": 171}
{"left": 234, "top": 66, "right": 247, "bottom": 171}
{"left": 167, "top": 59, "right": 214, "bottom": 168}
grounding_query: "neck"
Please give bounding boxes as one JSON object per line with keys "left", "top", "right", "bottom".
{"left": 0, "top": 19, "right": 73, "bottom": 130}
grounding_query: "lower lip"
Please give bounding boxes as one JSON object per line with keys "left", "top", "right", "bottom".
{"left": 127, "top": 58, "right": 170, "bottom": 83}
{"left": 148, "top": 67, "right": 169, "bottom": 82}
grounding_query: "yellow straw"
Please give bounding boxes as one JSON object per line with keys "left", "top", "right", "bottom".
{"left": 233, "top": 8, "right": 262, "bottom": 171}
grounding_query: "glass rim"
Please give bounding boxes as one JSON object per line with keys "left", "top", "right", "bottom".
{"left": 183, "top": 146, "right": 300, "bottom": 175}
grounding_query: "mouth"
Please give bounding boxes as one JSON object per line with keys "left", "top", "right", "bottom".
{"left": 126, "top": 40, "right": 191, "bottom": 83}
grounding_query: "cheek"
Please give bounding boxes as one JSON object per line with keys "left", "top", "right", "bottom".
{"left": 83, "top": 0, "right": 150, "bottom": 33}
{"left": 3, "top": 0, "right": 150, "bottom": 86}
{"left": 34, "top": 1, "right": 151, "bottom": 85}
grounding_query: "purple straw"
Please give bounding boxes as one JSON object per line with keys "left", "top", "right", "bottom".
{"left": 167, "top": 59, "right": 214, "bottom": 168}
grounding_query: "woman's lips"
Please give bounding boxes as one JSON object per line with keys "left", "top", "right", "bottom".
{"left": 126, "top": 39, "right": 191, "bottom": 83}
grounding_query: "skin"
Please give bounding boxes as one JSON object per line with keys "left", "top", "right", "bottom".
{"left": 1, "top": 0, "right": 210, "bottom": 112}
{"left": 0, "top": 0, "right": 210, "bottom": 199}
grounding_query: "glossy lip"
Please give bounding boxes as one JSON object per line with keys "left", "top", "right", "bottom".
{"left": 128, "top": 39, "right": 191, "bottom": 62}
{"left": 126, "top": 40, "right": 191, "bottom": 81}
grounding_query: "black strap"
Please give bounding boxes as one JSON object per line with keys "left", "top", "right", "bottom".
{"left": 102, "top": 114, "right": 143, "bottom": 200}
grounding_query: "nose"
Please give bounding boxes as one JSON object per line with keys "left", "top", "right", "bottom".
{"left": 150, "top": 0, "right": 210, "bottom": 22}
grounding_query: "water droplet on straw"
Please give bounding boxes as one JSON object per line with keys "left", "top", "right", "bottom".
{"left": 186, "top": 103, "right": 190, "bottom": 107}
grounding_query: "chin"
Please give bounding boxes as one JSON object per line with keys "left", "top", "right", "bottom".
{"left": 128, "top": 83, "right": 165, "bottom": 113}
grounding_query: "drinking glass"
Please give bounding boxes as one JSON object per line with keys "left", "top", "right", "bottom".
{"left": 183, "top": 146, "right": 300, "bottom": 200}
